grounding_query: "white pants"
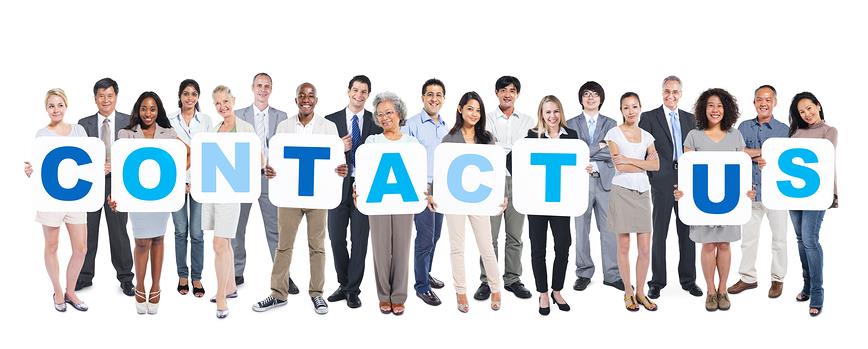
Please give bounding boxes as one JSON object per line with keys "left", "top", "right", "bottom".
{"left": 738, "top": 202, "right": 788, "bottom": 283}
{"left": 446, "top": 214, "right": 501, "bottom": 294}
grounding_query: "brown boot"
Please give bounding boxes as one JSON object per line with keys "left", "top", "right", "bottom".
{"left": 727, "top": 280, "right": 757, "bottom": 294}
{"left": 768, "top": 281, "right": 783, "bottom": 298}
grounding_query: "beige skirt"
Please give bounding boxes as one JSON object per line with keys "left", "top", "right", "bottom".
{"left": 608, "top": 185, "right": 652, "bottom": 233}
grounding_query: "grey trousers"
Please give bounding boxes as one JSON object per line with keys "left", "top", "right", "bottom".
{"left": 233, "top": 174, "right": 279, "bottom": 277}
{"left": 482, "top": 176, "right": 524, "bottom": 285}
{"left": 574, "top": 176, "right": 620, "bottom": 283}
{"left": 369, "top": 214, "right": 413, "bottom": 304}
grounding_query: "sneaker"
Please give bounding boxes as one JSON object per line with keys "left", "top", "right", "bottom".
{"left": 312, "top": 296, "right": 329, "bottom": 315}
{"left": 252, "top": 296, "right": 286, "bottom": 312}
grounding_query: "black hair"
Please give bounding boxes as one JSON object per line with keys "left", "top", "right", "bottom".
{"left": 694, "top": 88, "right": 739, "bottom": 131}
{"left": 578, "top": 81, "right": 605, "bottom": 110}
{"left": 348, "top": 75, "right": 372, "bottom": 92}
{"left": 177, "top": 79, "right": 201, "bottom": 111}
{"left": 93, "top": 77, "right": 119, "bottom": 96}
{"left": 755, "top": 84, "right": 777, "bottom": 97}
{"left": 788, "top": 92, "right": 825, "bottom": 137}
{"left": 494, "top": 76, "right": 521, "bottom": 93}
{"left": 422, "top": 78, "right": 445, "bottom": 96}
{"left": 619, "top": 92, "right": 641, "bottom": 122}
{"left": 126, "top": 91, "right": 172, "bottom": 130}
{"left": 449, "top": 91, "right": 492, "bottom": 145}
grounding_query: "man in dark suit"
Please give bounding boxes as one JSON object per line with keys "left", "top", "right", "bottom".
{"left": 324, "top": 75, "right": 383, "bottom": 308}
{"left": 565, "top": 81, "right": 623, "bottom": 292}
{"left": 233, "top": 72, "right": 291, "bottom": 291}
{"left": 76, "top": 77, "right": 135, "bottom": 296}
{"left": 638, "top": 75, "right": 702, "bottom": 299}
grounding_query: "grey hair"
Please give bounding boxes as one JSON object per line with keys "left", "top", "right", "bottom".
{"left": 371, "top": 91, "right": 407, "bottom": 127}
{"left": 662, "top": 75, "right": 682, "bottom": 89}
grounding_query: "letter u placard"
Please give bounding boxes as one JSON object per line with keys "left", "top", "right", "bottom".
{"left": 511, "top": 138, "right": 589, "bottom": 217}
{"left": 677, "top": 151, "right": 752, "bottom": 225}
{"left": 31, "top": 137, "right": 106, "bottom": 212}
{"left": 111, "top": 139, "right": 187, "bottom": 212}
{"left": 355, "top": 142, "right": 428, "bottom": 215}
{"left": 761, "top": 138, "right": 835, "bottom": 210}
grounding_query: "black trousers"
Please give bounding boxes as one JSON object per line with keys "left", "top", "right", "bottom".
{"left": 328, "top": 177, "right": 370, "bottom": 295}
{"left": 79, "top": 174, "right": 134, "bottom": 284}
{"left": 528, "top": 215, "right": 572, "bottom": 293}
{"left": 648, "top": 176, "right": 696, "bottom": 289}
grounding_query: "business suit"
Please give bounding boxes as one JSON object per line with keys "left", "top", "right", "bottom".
{"left": 77, "top": 112, "right": 134, "bottom": 285}
{"left": 566, "top": 113, "right": 621, "bottom": 284}
{"left": 325, "top": 108, "right": 383, "bottom": 296}
{"left": 233, "top": 105, "right": 288, "bottom": 277}
{"left": 638, "top": 106, "right": 697, "bottom": 290}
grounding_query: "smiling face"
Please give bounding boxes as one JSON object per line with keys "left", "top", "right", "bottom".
{"left": 754, "top": 87, "right": 776, "bottom": 120}
{"left": 45, "top": 95, "right": 67, "bottom": 124}
{"left": 459, "top": 99, "right": 481, "bottom": 127}
{"left": 496, "top": 84, "right": 519, "bottom": 111}
{"left": 705, "top": 95, "right": 724, "bottom": 128}
{"left": 181, "top": 85, "right": 199, "bottom": 111}
{"left": 662, "top": 80, "right": 682, "bottom": 110}
{"left": 348, "top": 81, "right": 370, "bottom": 111}
{"left": 213, "top": 91, "right": 235, "bottom": 119}
{"left": 542, "top": 101, "right": 562, "bottom": 130}
{"left": 252, "top": 75, "right": 272, "bottom": 106}
{"left": 94, "top": 86, "right": 117, "bottom": 116}
{"left": 295, "top": 83, "right": 317, "bottom": 118}
{"left": 376, "top": 100, "right": 400, "bottom": 132}
{"left": 620, "top": 96, "right": 641, "bottom": 126}
{"left": 139, "top": 97, "right": 158, "bottom": 127}
{"left": 581, "top": 89, "right": 601, "bottom": 112}
{"left": 422, "top": 84, "right": 444, "bottom": 116}
{"left": 797, "top": 98, "right": 822, "bottom": 125}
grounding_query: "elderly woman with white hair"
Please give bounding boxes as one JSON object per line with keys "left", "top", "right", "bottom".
{"left": 362, "top": 92, "right": 420, "bottom": 316}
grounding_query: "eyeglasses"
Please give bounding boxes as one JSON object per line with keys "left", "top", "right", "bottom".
{"left": 582, "top": 91, "right": 600, "bottom": 98}
{"left": 376, "top": 110, "right": 397, "bottom": 119}
{"left": 424, "top": 92, "right": 444, "bottom": 99}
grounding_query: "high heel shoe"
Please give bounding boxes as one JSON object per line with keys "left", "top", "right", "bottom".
{"left": 147, "top": 290, "right": 161, "bottom": 315}
{"left": 216, "top": 308, "right": 229, "bottom": 319}
{"left": 64, "top": 294, "right": 88, "bottom": 312}
{"left": 177, "top": 279, "right": 189, "bottom": 295}
{"left": 192, "top": 281, "right": 205, "bottom": 298}
{"left": 551, "top": 291, "right": 570, "bottom": 311}
{"left": 135, "top": 289, "right": 148, "bottom": 315}
{"left": 490, "top": 292, "right": 501, "bottom": 311}
{"left": 538, "top": 294, "right": 550, "bottom": 316}
{"left": 456, "top": 293, "right": 469, "bottom": 313}
{"left": 53, "top": 294, "right": 66, "bottom": 312}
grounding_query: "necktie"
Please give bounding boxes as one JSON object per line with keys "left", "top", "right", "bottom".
{"left": 255, "top": 111, "right": 267, "bottom": 156}
{"left": 670, "top": 111, "right": 682, "bottom": 161}
{"left": 588, "top": 117, "right": 596, "bottom": 141}
{"left": 101, "top": 118, "right": 112, "bottom": 161}
{"left": 350, "top": 114, "right": 361, "bottom": 166}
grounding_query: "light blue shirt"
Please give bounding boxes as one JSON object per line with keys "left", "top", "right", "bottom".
{"left": 401, "top": 110, "right": 449, "bottom": 183}
{"left": 737, "top": 116, "right": 789, "bottom": 202}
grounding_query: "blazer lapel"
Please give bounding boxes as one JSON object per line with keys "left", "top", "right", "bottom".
{"left": 678, "top": 108, "right": 693, "bottom": 139}
{"left": 575, "top": 114, "right": 590, "bottom": 144}
{"left": 655, "top": 107, "right": 674, "bottom": 147}
{"left": 361, "top": 110, "right": 372, "bottom": 137}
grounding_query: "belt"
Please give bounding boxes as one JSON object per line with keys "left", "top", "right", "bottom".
{"left": 261, "top": 169, "right": 266, "bottom": 175}
{"left": 590, "top": 171, "right": 600, "bottom": 178}
{"left": 673, "top": 161, "right": 679, "bottom": 170}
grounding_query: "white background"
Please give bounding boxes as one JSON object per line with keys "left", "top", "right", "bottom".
{"left": 1, "top": 1, "right": 864, "bottom": 348}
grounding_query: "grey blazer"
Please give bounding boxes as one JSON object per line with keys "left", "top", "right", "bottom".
{"left": 78, "top": 111, "right": 131, "bottom": 140}
{"left": 234, "top": 105, "right": 288, "bottom": 146}
{"left": 566, "top": 113, "right": 617, "bottom": 191}
{"left": 117, "top": 124, "right": 178, "bottom": 140}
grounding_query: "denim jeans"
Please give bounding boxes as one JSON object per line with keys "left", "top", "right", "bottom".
{"left": 413, "top": 204, "right": 443, "bottom": 293}
{"left": 173, "top": 193, "right": 204, "bottom": 280}
{"left": 790, "top": 210, "right": 825, "bottom": 308}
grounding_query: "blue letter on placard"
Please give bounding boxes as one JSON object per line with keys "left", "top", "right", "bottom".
{"left": 776, "top": 148, "right": 820, "bottom": 198}
{"left": 123, "top": 147, "right": 176, "bottom": 201}
{"left": 447, "top": 154, "right": 493, "bottom": 203}
{"left": 202, "top": 142, "right": 250, "bottom": 193}
{"left": 284, "top": 146, "right": 330, "bottom": 196}
{"left": 42, "top": 146, "right": 93, "bottom": 201}
{"left": 530, "top": 153, "right": 576, "bottom": 202}
{"left": 693, "top": 164, "right": 740, "bottom": 214}
{"left": 367, "top": 153, "right": 418, "bottom": 203}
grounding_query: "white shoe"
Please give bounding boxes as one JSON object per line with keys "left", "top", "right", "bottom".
{"left": 216, "top": 308, "right": 229, "bottom": 319}
{"left": 147, "top": 290, "right": 161, "bottom": 315}
{"left": 135, "top": 290, "right": 148, "bottom": 315}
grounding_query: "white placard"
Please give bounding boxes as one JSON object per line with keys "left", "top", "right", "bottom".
{"left": 677, "top": 151, "right": 752, "bottom": 225}
{"left": 512, "top": 138, "right": 589, "bottom": 217}
{"left": 31, "top": 137, "right": 106, "bottom": 212}
{"left": 355, "top": 142, "right": 427, "bottom": 215}
{"left": 432, "top": 143, "right": 505, "bottom": 215}
{"left": 190, "top": 132, "right": 262, "bottom": 203}
{"left": 761, "top": 138, "right": 835, "bottom": 210}
{"left": 111, "top": 139, "right": 187, "bottom": 212}
{"left": 268, "top": 133, "right": 345, "bottom": 209}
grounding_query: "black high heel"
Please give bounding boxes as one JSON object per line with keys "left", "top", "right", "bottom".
{"left": 551, "top": 291, "right": 570, "bottom": 311}
{"left": 192, "top": 280, "right": 205, "bottom": 298}
{"left": 538, "top": 294, "right": 550, "bottom": 316}
{"left": 177, "top": 279, "right": 189, "bottom": 295}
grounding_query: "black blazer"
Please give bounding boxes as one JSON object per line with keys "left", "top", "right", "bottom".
{"left": 506, "top": 127, "right": 579, "bottom": 173}
{"left": 325, "top": 108, "right": 383, "bottom": 181}
{"left": 78, "top": 111, "right": 132, "bottom": 140}
{"left": 638, "top": 106, "right": 696, "bottom": 182}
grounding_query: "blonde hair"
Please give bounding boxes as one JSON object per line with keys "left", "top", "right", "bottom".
{"left": 533, "top": 95, "right": 567, "bottom": 137}
{"left": 212, "top": 85, "right": 233, "bottom": 99}
{"left": 45, "top": 88, "right": 69, "bottom": 107}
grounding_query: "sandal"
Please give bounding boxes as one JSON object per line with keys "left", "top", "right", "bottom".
{"left": 809, "top": 307, "right": 822, "bottom": 317}
{"left": 391, "top": 303, "right": 405, "bottom": 316}
{"left": 192, "top": 280, "right": 205, "bottom": 298}
{"left": 624, "top": 295, "right": 639, "bottom": 312}
{"left": 636, "top": 293, "right": 658, "bottom": 311}
{"left": 796, "top": 292, "right": 810, "bottom": 302}
{"left": 177, "top": 279, "right": 189, "bottom": 295}
{"left": 147, "top": 290, "right": 161, "bottom": 315}
{"left": 379, "top": 301, "right": 392, "bottom": 314}
{"left": 457, "top": 293, "right": 469, "bottom": 313}
{"left": 490, "top": 292, "right": 501, "bottom": 311}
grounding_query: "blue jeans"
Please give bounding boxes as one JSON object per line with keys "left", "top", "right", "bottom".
{"left": 413, "top": 205, "right": 443, "bottom": 293}
{"left": 790, "top": 210, "right": 825, "bottom": 308}
{"left": 173, "top": 193, "right": 204, "bottom": 280}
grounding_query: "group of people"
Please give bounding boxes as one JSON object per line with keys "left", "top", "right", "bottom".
{"left": 26, "top": 74, "right": 836, "bottom": 319}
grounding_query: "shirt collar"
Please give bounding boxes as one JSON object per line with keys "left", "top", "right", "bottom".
{"left": 753, "top": 116, "right": 776, "bottom": 128}
{"left": 295, "top": 114, "right": 317, "bottom": 127}
{"left": 420, "top": 111, "right": 444, "bottom": 125}
{"left": 663, "top": 105, "right": 679, "bottom": 117}
{"left": 254, "top": 105, "right": 269, "bottom": 115}
{"left": 98, "top": 110, "right": 116, "bottom": 120}
{"left": 584, "top": 111, "right": 599, "bottom": 122}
